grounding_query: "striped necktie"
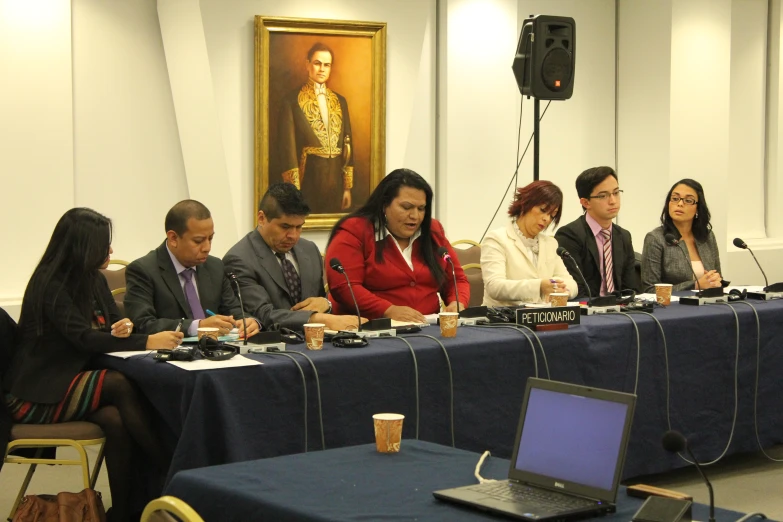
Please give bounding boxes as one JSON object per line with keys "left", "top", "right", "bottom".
{"left": 600, "top": 228, "right": 615, "bottom": 293}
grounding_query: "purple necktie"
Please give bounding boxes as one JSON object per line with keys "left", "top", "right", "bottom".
{"left": 600, "top": 228, "right": 615, "bottom": 294}
{"left": 180, "top": 268, "right": 206, "bottom": 319}
{"left": 276, "top": 253, "right": 302, "bottom": 305}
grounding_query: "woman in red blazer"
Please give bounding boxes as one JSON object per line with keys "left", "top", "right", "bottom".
{"left": 326, "top": 169, "right": 469, "bottom": 322}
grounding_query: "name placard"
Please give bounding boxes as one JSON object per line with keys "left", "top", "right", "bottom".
{"left": 515, "top": 306, "right": 581, "bottom": 330}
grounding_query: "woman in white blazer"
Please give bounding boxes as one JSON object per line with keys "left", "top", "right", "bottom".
{"left": 481, "top": 180, "right": 578, "bottom": 306}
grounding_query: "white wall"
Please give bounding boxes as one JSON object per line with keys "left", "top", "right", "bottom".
{"left": 0, "top": 0, "right": 74, "bottom": 314}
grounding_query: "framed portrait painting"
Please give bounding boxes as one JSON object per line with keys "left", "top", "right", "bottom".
{"left": 254, "top": 16, "right": 387, "bottom": 230}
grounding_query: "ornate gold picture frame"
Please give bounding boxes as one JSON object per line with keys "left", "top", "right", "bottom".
{"left": 254, "top": 16, "right": 386, "bottom": 230}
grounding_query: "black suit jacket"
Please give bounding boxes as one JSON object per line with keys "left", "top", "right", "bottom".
{"left": 0, "top": 307, "right": 19, "bottom": 470}
{"left": 223, "top": 230, "right": 326, "bottom": 330}
{"left": 5, "top": 277, "right": 148, "bottom": 404}
{"left": 125, "top": 242, "right": 244, "bottom": 334}
{"left": 554, "top": 215, "right": 640, "bottom": 298}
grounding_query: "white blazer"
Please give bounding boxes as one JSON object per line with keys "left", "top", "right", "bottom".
{"left": 481, "top": 222, "right": 578, "bottom": 306}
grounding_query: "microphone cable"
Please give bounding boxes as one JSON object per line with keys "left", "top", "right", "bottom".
{"left": 479, "top": 100, "right": 553, "bottom": 242}
{"left": 385, "top": 336, "right": 421, "bottom": 440}
{"left": 465, "top": 323, "right": 542, "bottom": 379}
{"left": 252, "top": 351, "right": 309, "bottom": 453}
{"left": 607, "top": 312, "right": 642, "bottom": 395}
{"left": 725, "top": 301, "right": 783, "bottom": 462}
{"left": 278, "top": 349, "right": 326, "bottom": 451}
{"left": 659, "top": 302, "right": 739, "bottom": 466}
{"left": 405, "top": 334, "right": 455, "bottom": 448}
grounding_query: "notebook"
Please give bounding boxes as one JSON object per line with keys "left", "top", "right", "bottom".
{"left": 433, "top": 377, "right": 636, "bottom": 521}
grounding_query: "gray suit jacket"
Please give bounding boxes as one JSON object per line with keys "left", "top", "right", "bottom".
{"left": 223, "top": 230, "right": 326, "bottom": 330}
{"left": 640, "top": 227, "right": 722, "bottom": 293}
{"left": 125, "top": 242, "right": 244, "bottom": 334}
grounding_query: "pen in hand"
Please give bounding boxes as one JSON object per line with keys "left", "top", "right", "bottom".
{"left": 205, "top": 309, "right": 216, "bottom": 317}
{"left": 175, "top": 318, "right": 184, "bottom": 333}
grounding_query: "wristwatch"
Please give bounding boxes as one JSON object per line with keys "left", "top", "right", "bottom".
{"left": 325, "top": 299, "right": 333, "bottom": 314}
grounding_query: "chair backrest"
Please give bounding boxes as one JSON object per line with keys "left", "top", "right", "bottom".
{"left": 461, "top": 263, "right": 484, "bottom": 308}
{"left": 0, "top": 307, "right": 19, "bottom": 377}
{"left": 99, "top": 263, "right": 127, "bottom": 292}
{"left": 141, "top": 496, "right": 204, "bottom": 522}
{"left": 452, "top": 240, "right": 481, "bottom": 266}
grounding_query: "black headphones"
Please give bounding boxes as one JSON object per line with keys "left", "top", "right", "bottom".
{"left": 331, "top": 331, "right": 368, "bottom": 348}
{"left": 198, "top": 337, "right": 239, "bottom": 361}
{"left": 728, "top": 288, "right": 747, "bottom": 301}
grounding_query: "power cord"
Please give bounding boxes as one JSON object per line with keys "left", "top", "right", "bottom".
{"left": 275, "top": 349, "right": 326, "bottom": 451}
{"left": 474, "top": 451, "right": 498, "bottom": 484}
{"left": 610, "top": 312, "right": 642, "bottom": 395}
{"left": 467, "top": 323, "right": 544, "bottom": 378}
{"left": 386, "top": 336, "right": 420, "bottom": 440}
{"left": 252, "top": 351, "right": 309, "bottom": 453}
{"left": 479, "top": 100, "right": 553, "bottom": 243}
{"left": 406, "top": 334, "right": 455, "bottom": 448}
{"left": 725, "top": 301, "right": 783, "bottom": 462}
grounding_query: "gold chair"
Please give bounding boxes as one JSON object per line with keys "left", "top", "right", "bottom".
{"left": 451, "top": 240, "right": 481, "bottom": 266}
{"left": 100, "top": 259, "right": 129, "bottom": 316}
{"left": 461, "top": 263, "right": 484, "bottom": 308}
{"left": 141, "top": 495, "right": 205, "bottom": 522}
{"left": 4, "top": 422, "right": 106, "bottom": 519}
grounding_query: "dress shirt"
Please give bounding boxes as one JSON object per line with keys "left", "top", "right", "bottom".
{"left": 585, "top": 213, "right": 612, "bottom": 296}
{"left": 314, "top": 82, "right": 329, "bottom": 131}
{"left": 167, "top": 245, "right": 202, "bottom": 336}
{"left": 384, "top": 227, "right": 422, "bottom": 270}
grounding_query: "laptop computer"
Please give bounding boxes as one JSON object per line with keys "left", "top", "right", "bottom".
{"left": 433, "top": 377, "right": 636, "bottom": 521}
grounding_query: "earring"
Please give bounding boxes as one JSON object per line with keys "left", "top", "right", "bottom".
{"left": 695, "top": 213, "right": 699, "bottom": 219}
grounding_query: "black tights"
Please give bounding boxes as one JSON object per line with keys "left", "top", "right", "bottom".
{"left": 86, "top": 371, "right": 167, "bottom": 522}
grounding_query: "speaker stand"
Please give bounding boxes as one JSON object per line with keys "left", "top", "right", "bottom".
{"left": 533, "top": 97, "right": 540, "bottom": 180}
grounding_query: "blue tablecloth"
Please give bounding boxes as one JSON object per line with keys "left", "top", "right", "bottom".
{"left": 164, "top": 440, "right": 746, "bottom": 522}
{"left": 99, "top": 298, "right": 783, "bottom": 482}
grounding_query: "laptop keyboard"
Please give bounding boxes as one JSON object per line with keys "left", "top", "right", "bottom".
{"left": 467, "top": 482, "right": 597, "bottom": 511}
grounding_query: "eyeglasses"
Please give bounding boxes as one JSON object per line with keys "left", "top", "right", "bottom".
{"left": 670, "top": 196, "right": 697, "bottom": 206}
{"left": 588, "top": 189, "right": 623, "bottom": 201}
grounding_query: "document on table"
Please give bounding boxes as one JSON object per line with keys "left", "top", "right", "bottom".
{"left": 167, "top": 355, "right": 262, "bottom": 371}
{"left": 105, "top": 351, "right": 152, "bottom": 359}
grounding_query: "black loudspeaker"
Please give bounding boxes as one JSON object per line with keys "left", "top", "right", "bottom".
{"left": 512, "top": 15, "right": 576, "bottom": 100}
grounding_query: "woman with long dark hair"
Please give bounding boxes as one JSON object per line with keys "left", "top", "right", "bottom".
{"left": 481, "top": 180, "right": 577, "bottom": 305}
{"left": 3, "top": 208, "right": 183, "bottom": 522}
{"left": 326, "top": 169, "right": 469, "bottom": 322}
{"left": 641, "top": 179, "right": 723, "bottom": 293}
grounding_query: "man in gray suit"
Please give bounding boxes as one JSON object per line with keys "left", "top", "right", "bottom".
{"left": 126, "top": 200, "right": 261, "bottom": 338}
{"left": 223, "top": 183, "right": 360, "bottom": 331}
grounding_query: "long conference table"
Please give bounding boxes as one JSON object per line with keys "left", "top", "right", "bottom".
{"left": 99, "top": 297, "right": 783, "bottom": 483}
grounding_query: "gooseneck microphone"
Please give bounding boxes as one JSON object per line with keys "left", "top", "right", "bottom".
{"left": 437, "top": 247, "right": 460, "bottom": 313}
{"left": 329, "top": 258, "right": 362, "bottom": 332}
{"left": 226, "top": 272, "right": 248, "bottom": 346}
{"left": 663, "top": 233, "right": 705, "bottom": 295}
{"left": 733, "top": 237, "right": 770, "bottom": 289}
{"left": 662, "top": 430, "right": 715, "bottom": 522}
{"left": 556, "top": 247, "right": 593, "bottom": 303}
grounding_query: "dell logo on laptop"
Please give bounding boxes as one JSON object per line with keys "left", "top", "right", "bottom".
{"left": 554, "top": 482, "right": 565, "bottom": 489}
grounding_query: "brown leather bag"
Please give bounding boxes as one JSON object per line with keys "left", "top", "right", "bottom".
{"left": 12, "top": 489, "right": 107, "bottom": 522}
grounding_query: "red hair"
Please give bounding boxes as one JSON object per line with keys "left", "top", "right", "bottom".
{"left": 507, "top": 180, "right": 564, "bottom": 225}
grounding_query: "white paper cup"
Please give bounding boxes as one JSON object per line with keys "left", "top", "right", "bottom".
{"left": 655, "top": 283, "right": 673, "bottom": 305}
{"left": 303, "top": 323, "right": 326, "bottom": 350}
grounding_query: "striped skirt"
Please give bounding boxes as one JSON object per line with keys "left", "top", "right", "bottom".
{"left": 5, "top": 370, "right": 107, "bottom": 424}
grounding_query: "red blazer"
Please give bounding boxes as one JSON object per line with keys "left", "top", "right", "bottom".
{"left": 326, "top": 217, "right": 469, "bottom": 319}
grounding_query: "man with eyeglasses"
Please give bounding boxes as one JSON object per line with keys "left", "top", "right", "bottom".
{"left": 555, "top": 166, "right": 640, "bottom": 299}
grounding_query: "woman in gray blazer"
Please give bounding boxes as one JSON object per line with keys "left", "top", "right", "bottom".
{"left": 641, "top": 179, "right": 723, "bottom": 293}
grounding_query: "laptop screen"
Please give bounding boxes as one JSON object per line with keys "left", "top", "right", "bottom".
{"left": 513, "top": 387, "right": 630, "bottom": 491}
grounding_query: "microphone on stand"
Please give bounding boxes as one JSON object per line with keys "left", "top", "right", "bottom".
{"left": 733, "top": 237, "right": 780, "bottom": 292}
{"left": 437, "top": 247, "right": 460, "bottom": 313}
{"left": 329, "top": 258, "right": 362, "bottom": 332}
{"left": 555, "top": 246, "right": 617, "bottom": 307}
{"left": 662, "top": 430, "right": 715, "bottom": 522}
{"left": 664, "top": 233, "right": 723, "bottom": 299}
{"left": 226, "top": 272, "right": 248, "bottom": 346}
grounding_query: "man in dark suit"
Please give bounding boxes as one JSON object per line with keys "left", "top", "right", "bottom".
{"left": 555, "top": 166, "right": 640, "bottom": 299}
{"left": 125, "top": 200, "right": 261, "bottom": 338}
{"left": 223, "top": 183, "right": 360, "bottom": 331}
